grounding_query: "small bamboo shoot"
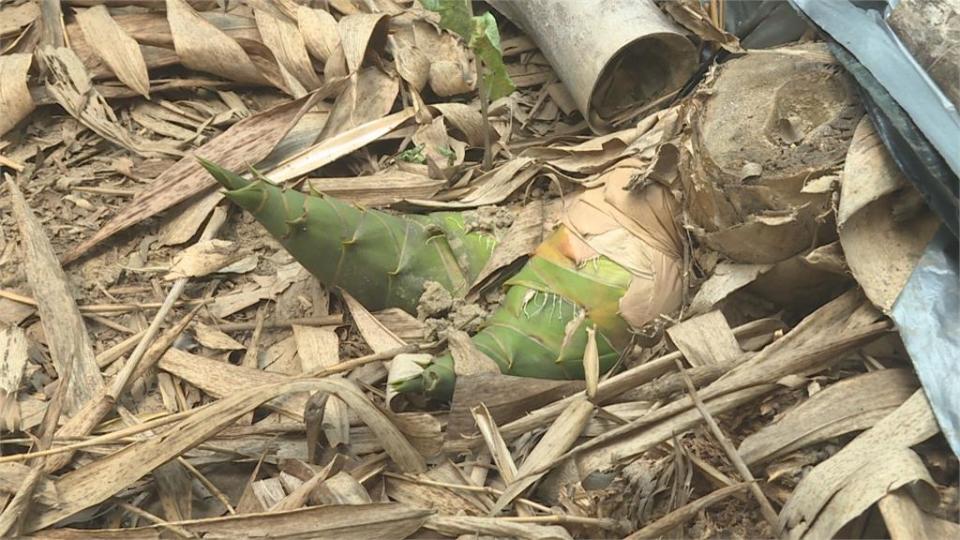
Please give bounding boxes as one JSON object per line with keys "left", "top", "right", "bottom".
{"left": 200, "top": 159, "right": 683, "bottom": 401}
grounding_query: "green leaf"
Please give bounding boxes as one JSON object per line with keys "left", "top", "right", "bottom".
{"left": 470, "top": 12, "right": 516, "bottom": 101}
{"left": 422, "top": 2, "right": 516, "bottom": 103}
{"left": 398, "top": 144, "right": 427, "bottom": 164}
{"left": 422, "top": 0, "right": 473, "bottom": 41}
{"left": 438, "top": 145, "right": 456, "bottom": 165}
{"left": 472, "top": 11, "right": 503, "bottom": 51}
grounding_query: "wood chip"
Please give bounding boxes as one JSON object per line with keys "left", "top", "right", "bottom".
{"left": 0, "top": 326, "right": 28, "bottom": 432}
{"left": 164, "top": 239, "right": 249, "bottom": 280}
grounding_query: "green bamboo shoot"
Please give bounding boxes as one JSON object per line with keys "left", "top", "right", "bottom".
{"left": 199, "top": 159, "right": 494, "bottom": 315}
{"left": 200, "top": 159, "right": 683, "bottom": 401}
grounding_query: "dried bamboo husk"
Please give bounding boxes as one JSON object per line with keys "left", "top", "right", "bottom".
{"left": 678, "top": 43, "right": 863, "bottom": 264}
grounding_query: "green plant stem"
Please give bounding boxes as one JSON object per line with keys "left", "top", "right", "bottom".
{"left": 478, "top": 57, "right": 493, "bottom": 171}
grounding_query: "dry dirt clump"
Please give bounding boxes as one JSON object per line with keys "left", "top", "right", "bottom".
{"left": 463, "top": 205, "right": 515, "bottom": 233}
{"left": 417, "top": 280, "right": 490, "bottom": 340}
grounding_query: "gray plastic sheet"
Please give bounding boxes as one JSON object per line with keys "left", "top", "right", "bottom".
{"left": 892, "top": 228, "right": 960, "bottom": 456}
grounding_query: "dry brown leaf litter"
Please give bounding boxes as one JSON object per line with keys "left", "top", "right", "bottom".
{"left": 0, "top": 1, "right": 956, "bottom": 539}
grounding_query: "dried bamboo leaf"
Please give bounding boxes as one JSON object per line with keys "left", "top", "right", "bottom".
{"left": 432, "top": 102, "right": 488, "bottom": 147}
{"left": 318, "top": 66, "right": 399, "bottom": 139}
{"left": 192, "top": 323, "right": 245, "bottom": 350}
{"left": 492, "top": 398, "right": 594, "bottom": 513}
{"left": 166, "top": 0, "right": 268, "bottom": 85}
{"left": 35, "top": 503, "right": 431, "bottom": 539}
{"left": 425, "top": 515, "right": 573, "bottom": 540}
{"left": 314, "top": 471, "right": 373, "bottom": 505}
{"left": 804, "top": 448, "right": 937, "bottom": 539}
{"left": 469, "top": 198, "right": 554, "bottom": 292}
{"left": 779, "top": 389, "right": 941, "bottom": 538}
{"left": 447, "top": 374, "right": 582, "bottom": 443}
{"left": 158, "top": 348, "right": 302, "bottom": 417}
{"left": 7, "top": 177, "right": 103, "bottom": 416}
{"left": 471, "top": 403, "right": 519, "bottom": 482}
{"left": 36, "top": 46, "right": 168, "bottom": 158}
{"left": 266, "top": 107, "right": 414, "bottom": 183}
{"left": 429, "top": 460, "right": 497, "bottom": 510}
{"left": 739, "top": 369, "right": 919, "bottom": 467}
{"left": 294, "top": 324, "right": 349, "bottom": 446}
{"left": 152, "top": 460, "right": 192, "bottom": 522}
{"left": 582, "top": 401, "right": 653, "bottom": 436}
{"left": 25, "top": 378, "right": 425, "bottom": 531}
{"left": 391, "top": 411, "right": 444, "bottom": 459}
{"left": 411, "top": 116, "right": 463, "bottom": 172}
{"left": 338, "top": 13, "right": 389, "bottom": 74}
{"left": 574, "top": 291, "right": 887, "bottom": 475}
{"left": 409, "top": 157, "right": 541, "bottom": 209}
{"left": 661, "top": 0, "right": 743, "bottom": 53}
{"left": 63, "top": 94, "right": 315, "bottom": 264}
{"left": 328, "top": 0, "right": 364, "bottom": 16}
{"left": 308, "top": 171, "right": 444, "bottom": 206}
{"left": 255, "top": 8, "right": 322, "bottom": 91}
{"left": 385, "top": 473, "right": 486, "bottom": 516}
{"left": 0, "top": 464, "right": 59, "bottom": 506}
{"left": 448, "top": 329, "right": 500, "bottom": 377}
{"left": 839, "top": 118, "right": 940, "bottom": 312}
{"left": 130, "top": 104, "right": 198, "bottom": 141}
{"left": 298, "top": 6, "right": 341, "bottom": 63}
{"left": 75, "top": 5, "right": 150, "bottom": 98}
{"left": 158, "top": 190, "right": 226, "bottom": 247}
{"left": 577, "top": 385, "right": 773, "bottom": 478}
{"left": 292, "top": 325, "right": 340, "bottom": 372}
{"left": 582, "top": 326, "right": 599, "bottom": 401}
{"left": 163, "top": 239, "right": 249, "bottom": 280}
{"left": 879, "top": 488, "right": 960, "bottom": 540}
{"left": 520, "top": 126, "right": 641, "bottom": 174}
{"left": 343, "top": 292, "right": 407, "bottom": 353}
{"left": 0, "top": 464, "right": 43, "bottom": 536}
{"left": 624, "top": 483, "right": 750, "bottom": 540}
{"left": 0, "top": 54, "right": 35, "bottom": 137}
{"left": 688, "top": 262, "right": 773, "bottom": 315}
{"left": 666, "top": 311, "right": 742, "bottom": 367}
{"left": 0, "top": 3, "right": 39, "bottom": 39}
{"left": 158, "top": 347, "right": 438, "bottom": 457}
{"left": 325, "top": 43, "right": 349, "bottom": 79}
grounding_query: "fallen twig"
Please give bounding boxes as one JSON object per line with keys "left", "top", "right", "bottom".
{"left": 673, "top": 356, "right": 779, "bottom": 529}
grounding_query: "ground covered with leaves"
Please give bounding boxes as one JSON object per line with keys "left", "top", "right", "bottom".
{"left": 0, "top": 1, "right": 957, "bottom": 539}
